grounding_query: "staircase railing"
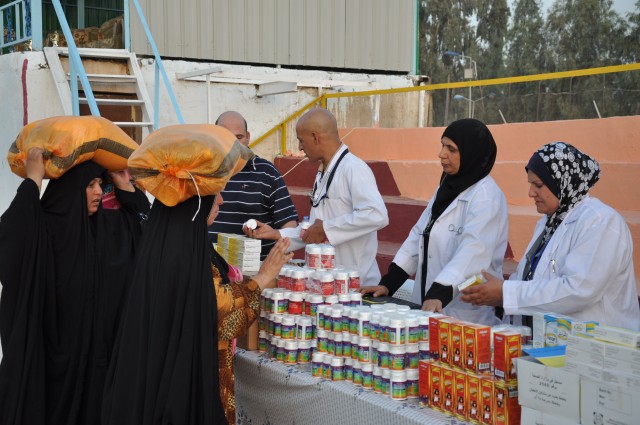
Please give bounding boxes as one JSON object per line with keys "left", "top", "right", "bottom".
{"left": 251, "top": 62, "right": 640, "bottom": 155}
{"left": 26, "top": 0, "right": 183, "bottom": 128}
{"left": 50, "top": 0, "right": 99, "bottom": 116}
{"left": 128, "top": 0, "right": 184, "bottom": 127}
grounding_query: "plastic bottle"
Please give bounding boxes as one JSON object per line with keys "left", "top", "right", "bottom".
{"left": 300, "top": 216, "right": 311, "bottom": 238}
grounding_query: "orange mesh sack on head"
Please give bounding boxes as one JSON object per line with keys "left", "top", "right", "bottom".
{"left": 7, "top": 115, "right": 139, "bottom": 179}
{"left": 127, "top": 124, "right": 254, "bottom": 206}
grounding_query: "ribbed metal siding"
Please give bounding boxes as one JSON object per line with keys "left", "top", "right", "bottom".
{"left": 130, "top": 0, "right": 414, "bottom": 72}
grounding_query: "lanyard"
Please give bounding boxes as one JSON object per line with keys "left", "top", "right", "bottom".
{"left": 310, "top": 148, "right": 349, "bottom": 208}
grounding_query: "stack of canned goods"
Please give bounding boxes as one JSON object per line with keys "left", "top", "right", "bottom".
{"left": 309, "top": 302, "right": 441, "bottom": 402}
{"left": 258, "top": 288, "right": 363, "bottom": 366}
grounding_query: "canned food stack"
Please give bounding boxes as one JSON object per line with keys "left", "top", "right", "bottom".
{"left": 216, "top": 233, "right": 261, "bottom": 274}
{"left": 311, "top": 303, "right": 440, "bottom": 402}
{"left": 257, "top": 288, "right": 363, "bottom": 366}
{"left": 418, "top": 316, "right": 529, "bottom": 425}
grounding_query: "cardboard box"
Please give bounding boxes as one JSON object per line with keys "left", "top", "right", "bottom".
{"left": 581, "top": 377, "right": 640, "bottom": 425}
{"left": 430, "top": 363, "right": 443, "bottom": 411}
{"left": 493, "top": 381, "right": 520, "bottom": 425}
{"left": 454, "top": 371, "right": 468, "bottom": 420}
{"left": 566, "top": 345, "right": 604, "bottom": 367}
{"left": 429, "top": 315, "right": 450, "bottom": 361}
{"left": 442, "top": 367, "right": 455, "bottom": 414}
{"left": 479, "top": 377, "right": 494, "bottom": 425}
{"left": 464, "top": 323, "right": 492, "bottom": 374}
{"left": 563, "top": 358, "right": 604, "bottom": 381}
{"left": 418, "top": 360, "right": 431, "bottom": 406}
{"left": 533, "top": 312, "right": 563, "bottom": 347}
{"left": 593, "top": 325, "right": 640, "bottom": 348}
{"left": 520, "top": 406, "right": 581, "bottom": 425}
{"left": 451, "top": 322, "right": 465, "bottom": 369}
{"left": 439, "top": 318, "right": 456, "bottom": 366}
{"left": 467, "top": 374, "right": 482, "bottom": 424}
{"left": 602, "top": 369, "right": 640, "bottom": 391}
{"left": 516, "top": 356, "right": 581, "bottom": 422}
{"left": 493, "top": 330, "right": 520, "bottom": 382}
{"left": 236, "top": 320, "right": 259, "bottom": 351}
{"left": 567, "top": 333, "right": 606, "bottom": 356}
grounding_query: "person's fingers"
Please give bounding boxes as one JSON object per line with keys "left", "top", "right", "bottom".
{"left": 373, "top": 288, "right": 387, "bottom": 297}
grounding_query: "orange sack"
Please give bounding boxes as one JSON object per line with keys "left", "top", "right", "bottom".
{"left": 127, "top": 124, "right": 253, "bottom": 206}
{"left": 8, "top": 115, "right": 139, "bottom": 179}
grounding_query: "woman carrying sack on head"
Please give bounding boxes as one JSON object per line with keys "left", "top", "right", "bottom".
{"left": 101, "top": 125, "right": 293, "bottom": 425}
{"left": 359, "top": 119, "right": 509, "bottom": 326}
{"left": 0, "top": 143, "right": 149, "bottom": 425}
{"left": 461, "top": 142, "right": 640, "bottom": 330}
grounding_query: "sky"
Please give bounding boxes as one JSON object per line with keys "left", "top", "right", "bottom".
{"left": 539, "top": 0, "right": 637, "bottom": 17}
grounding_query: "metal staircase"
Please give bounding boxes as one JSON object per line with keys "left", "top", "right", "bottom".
{"left": 44, "top": 46, "right": 154, "bottom": 140}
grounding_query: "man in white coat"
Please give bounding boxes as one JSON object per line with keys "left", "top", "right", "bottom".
{"left": 461, "top": 142, "right": 640, "bottom": 330}
{"left": 246, "top": 108, "right": 388, "bottom": 286}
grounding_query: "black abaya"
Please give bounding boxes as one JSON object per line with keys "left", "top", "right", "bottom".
{"left": 0, "top": 162, "right": 149, "bottom": 425}
{"left": 102, "top": 194, "right": 227, "bottom": 425}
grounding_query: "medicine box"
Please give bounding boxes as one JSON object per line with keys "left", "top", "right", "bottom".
{"left": 493, "top": 331, "right": 520, "bottom": 382}
{"left": 464, "top": 323, "right": 491, "bottom": 374}
{"left": 493, "top": 381, "right": 520, "bottom": 425}
{"left": 479, "top": 376, "right": 494, "bottom": 425}
{"left": 467, "top": 374, "right": 482, "bottom": 425}
{"left": 593, "top": 324, "right": 640, "bottom": 348}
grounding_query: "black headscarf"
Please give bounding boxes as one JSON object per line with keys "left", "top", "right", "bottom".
{"left": 526, "top": 142, "right": 601, "bottom": 248}
{"left": 420, "top": 119, "right": 497, "bottom": 304}
{"left": 102, "top": 194, "right": 227, "bottom": 425}
{"left": 0, "top": 161, "right": 148, "bottom": 425}
{"left": 431, "top": 118, "right": 497, "bottom": 221}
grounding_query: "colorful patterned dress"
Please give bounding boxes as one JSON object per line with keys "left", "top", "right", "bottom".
{"left": 212, "top": 263, "right": 261, "bottom": 424}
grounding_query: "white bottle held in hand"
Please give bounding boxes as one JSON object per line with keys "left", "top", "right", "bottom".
{"left": 244, "top": 219, "right": 257, "bottom": 230}
{"left": 300, "top": 216, "right": 311, "bottom": 238}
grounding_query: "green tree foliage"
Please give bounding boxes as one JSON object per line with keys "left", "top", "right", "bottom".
{"left": 418, "top": 0, "right": 638, "bottom": 123}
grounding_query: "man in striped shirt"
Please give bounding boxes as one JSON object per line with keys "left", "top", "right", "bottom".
{"left": 208, "top": 111, "right": 298, "bottom": 259}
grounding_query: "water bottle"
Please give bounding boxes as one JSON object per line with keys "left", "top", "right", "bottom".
{"left": 300, "top": 216, "right": 311, "bottom": 238}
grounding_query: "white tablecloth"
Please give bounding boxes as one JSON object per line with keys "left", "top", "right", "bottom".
{"left": 234, "top": 349, "right": 469, "bottom": 425}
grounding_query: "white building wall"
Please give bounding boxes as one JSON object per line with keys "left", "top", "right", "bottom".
{"left": 0, "top": 51, "right": 416, "bottom": 215}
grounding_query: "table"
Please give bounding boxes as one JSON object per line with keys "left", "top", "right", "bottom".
{"left": 235, "top": 349, "right": 469, "bottom": 425}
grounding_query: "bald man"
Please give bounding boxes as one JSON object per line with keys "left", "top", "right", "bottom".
{"left": 246, "top": 108, "right": 389, "bottom": 286}
{"left": 208, "top": 111, "right": 298, "bottom": 260}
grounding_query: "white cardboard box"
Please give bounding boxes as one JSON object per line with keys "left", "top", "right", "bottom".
{"left": 520, "top": 406, "right": 581, "bottom": 425}
{"left": 581, "top": 377, "right": 640, "bottom": 425}
{"left": 516, "top": 356, "right": 581, "bottom": 422}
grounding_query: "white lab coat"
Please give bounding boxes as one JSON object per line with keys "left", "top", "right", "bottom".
{"left": 503, "top": 196, "right": 640, "bottom": 330}
{"left": 393, "top": 176, "right": 508, "bottom": 326}
{"left": 281, "top": 144, "right": 388, "bottom": 285}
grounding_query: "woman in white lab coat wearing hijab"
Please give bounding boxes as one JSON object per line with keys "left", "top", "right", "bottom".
{"left": 361, "top": 119, "right": 508, "bottom": 326}
{"left": 462, "top": 142, "right": 640, "bottom": 330}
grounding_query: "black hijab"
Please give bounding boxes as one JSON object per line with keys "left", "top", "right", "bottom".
{"left": 102, "top": 194, "right": 227, "bottom": 425}
{"left": 421, "top": 119, "right": 497, "bottom": 303}
{"left": 0, "top": 161, "right": 147, "bottom": 425}
{"left": 431, "top": 118, "right": 497, "bottom": 221}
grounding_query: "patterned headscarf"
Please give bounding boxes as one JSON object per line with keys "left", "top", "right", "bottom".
{"left": 527, "top": 142, "right": 601, "bottom": 244}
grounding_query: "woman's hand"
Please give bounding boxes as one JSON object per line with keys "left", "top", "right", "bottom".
{"left": 460, "top": 270, "right": 504, "bottom": 306}
{"left": 25, "top": 147, "right": 46, "bottom": 190}
{"left": 358, "top": 285, "right": 389, "bottom": 297}
{"left": 251, "top": 238, "right": 293, "bottom": 290}
{"left": 422, "top": 299, "right": 444, "bottom": 313}
{"left": 109, "top": 170, "right": 135, "bottom": 192}
{"left": 243, "top": 220, "right": 282, "bottom": 241}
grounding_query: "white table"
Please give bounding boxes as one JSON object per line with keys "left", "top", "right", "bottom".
{"left": 234, "top": 349, "right": 469, "bottom": 425}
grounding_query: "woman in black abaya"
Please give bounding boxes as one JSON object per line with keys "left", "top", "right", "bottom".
{"left": 102, "top": 189, "right": 292, "bottom": 425}
{"left": 0, "top": 148, "right": 149, "bottom": 425}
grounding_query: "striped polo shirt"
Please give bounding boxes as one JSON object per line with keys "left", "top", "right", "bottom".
{"left": 208, "top": 156, "right": 299, "bottom": 259}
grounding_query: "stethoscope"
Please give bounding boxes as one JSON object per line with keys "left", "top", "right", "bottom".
{"left": 448, "top": 223, "right": 463, "bottom": 235}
